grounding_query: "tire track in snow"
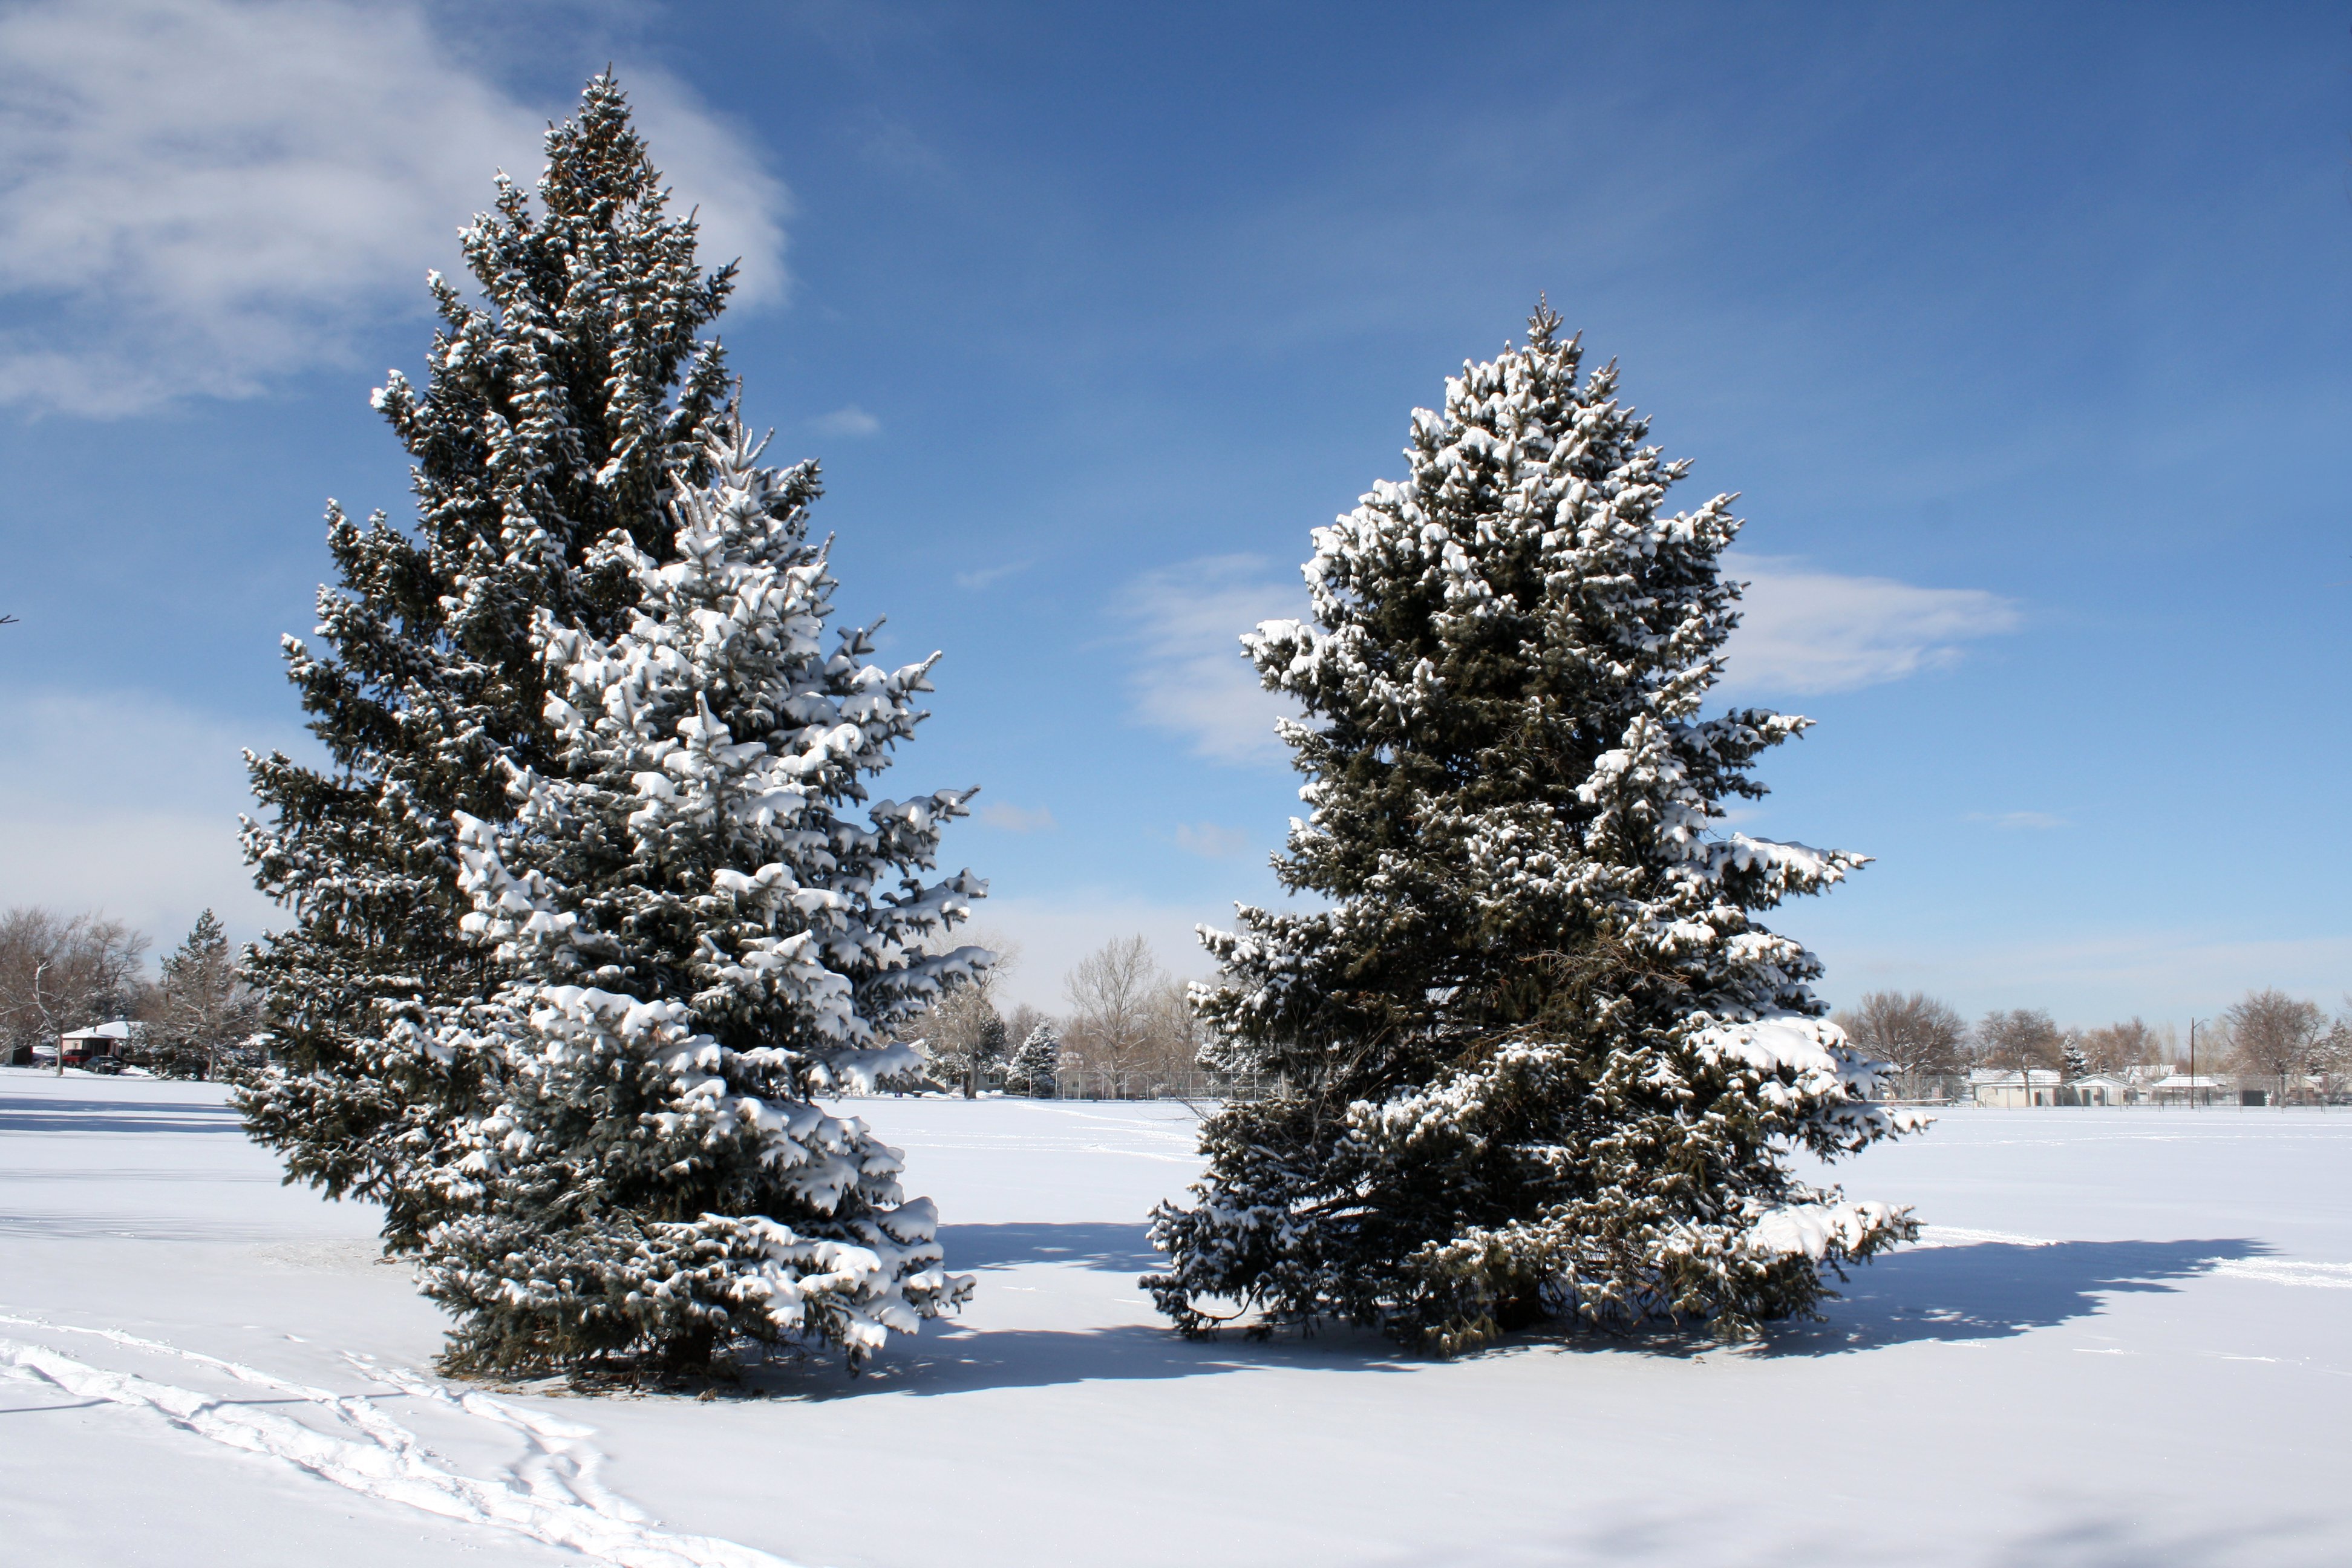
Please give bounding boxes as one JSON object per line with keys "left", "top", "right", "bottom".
{"left": 0, "top": 1315, "right": 798, "bottom": 1568}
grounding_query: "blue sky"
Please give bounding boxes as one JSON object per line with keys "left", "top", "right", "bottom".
{"left": 1, "top": 0, "right": 2346, "bottom": 1028}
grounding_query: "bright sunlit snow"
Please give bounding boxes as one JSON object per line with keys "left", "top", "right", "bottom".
{"left": 4, "top": 1071, "right": 2347, "bottom": 1567}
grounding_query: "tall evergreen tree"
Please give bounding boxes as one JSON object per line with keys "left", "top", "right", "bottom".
{"left": 1148, "top": 306, "right": 1922, "bottom": 1353}
{"left": 420, "top": 430, "right": 985, "bottom": 1374}
{"left": 241, "top": 76, "right": 783, "bottom": 1253}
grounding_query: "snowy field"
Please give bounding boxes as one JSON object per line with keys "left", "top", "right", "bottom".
{"left": 3, "top": 1071, "right": 2348, "bottom": 1568}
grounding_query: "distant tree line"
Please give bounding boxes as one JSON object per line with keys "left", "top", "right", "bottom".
{"left": 903, "top": 930, "right": 1206, "bottom": 1097}
{"left": 1832, "top": 987, "right": 2352, "bottom": 1100}
{"left": 0, "top": 905, "right": 262, "bottom": 1079}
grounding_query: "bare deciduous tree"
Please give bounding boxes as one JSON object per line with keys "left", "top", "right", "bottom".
{"left": 0, "top": 907, "right": 149, "bottom": 1071}
{"left": 1060, "top": 935, "right": 1204, "bottom": 1086}
{"left": 1972, "top": 1008, "right": 2062, "bottom": 1074}
{"left": 914, "top": 929, "right": 1021, "bottom": 1096}
{"left": 2226, "top": 988, "right": 2324, "bottom": 1102}
{"left": 2078, "top": 1018, "right": 2157, "bottom": 1074}
{"left": 1062, "top": 934, "right": 1160, "bottom": 1077}
{"left": 1145, "top": 977, "right": 1201, "bottom": 1073}
{"left": 1832, "top": 991, "right": 1965, "bottom": 1094}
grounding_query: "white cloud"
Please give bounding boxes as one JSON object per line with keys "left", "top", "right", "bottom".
{"left": 1172, "top": 822, "right": 1250, "bottom": 859}
{"left": 812, "top": 403, "right": 881, "bottom": 437}
{"left": 953, "top": 560, "right": 1031, "bottom": 591}
{"left": 0, "top": 0, "right": 788, "bottom": 416}
{"left": 1119, "top": 552, "right": 2011, "bottom": 755}
{"left": 977, "top": 801, "right": 1057, "bottom": 833}
{"left": 1966, "top": 810, "right": 2068, "bottom": 831}
{"left": 0, "top": 687, "right": 309, "bottom": 952}
{"left": 1120, "top": 555, "right": 1302, "bottom": 765}
{"left": 1719, "top": 554, "right": 2019, "bottom": 696}
{"left": 616, "top": 68, "right": 788, "bottom": 311}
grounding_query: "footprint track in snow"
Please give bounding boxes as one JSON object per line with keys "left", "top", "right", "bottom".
{"left": 0, "top": 1313, "right": 797, "bottom": 1568}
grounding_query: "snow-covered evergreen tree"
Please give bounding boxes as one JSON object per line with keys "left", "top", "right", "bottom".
{"left": 147, "top": 910, "right": 262, "bottom": 1080}
{"left": 1147, "top": 305, "right": 1922, "bottom": 1353}
{"left": 419, "top": 428, "right": 987, "bottom": 1374}
{"left": 239, "top": 77, "right": 744, "bottom": 1251}
{"left": 2060, "top": 1035, "right": 2089, "bottom": 1082}
{"left": 1007, "top": 1020, "right": 1060, "bottom": 1096}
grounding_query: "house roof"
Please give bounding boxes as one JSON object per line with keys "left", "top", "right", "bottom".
{"left": 59, "top": 1021, "right": 132, "bottom": 1040}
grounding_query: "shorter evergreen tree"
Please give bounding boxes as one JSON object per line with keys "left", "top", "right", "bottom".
{"left": 2060, "top": 1036, "right": 2089, "bottom": 1083}
{"left": 1007, "top": 1021, "right": 1060, "bottom": 1096}
{"left": 148, "top": 911, "right": 263, "bottom": 1080}
{"left": 417, "top": 430, "right": 989, "bottom": 1376}
{"left": 1148, "top": 307, "right": 1921, "bottom": 1353}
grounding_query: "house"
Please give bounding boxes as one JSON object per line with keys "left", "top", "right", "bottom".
{"left": 39, "top": 1021, "right": 136, "bottom": 1070}
{"left": 2064, "top": 1073, "right": 2136, "bottom": 1106}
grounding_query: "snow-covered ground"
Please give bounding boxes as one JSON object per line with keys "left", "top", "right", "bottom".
{"left": 4, "top": 1070, "right": 2347, "bottom": 1567}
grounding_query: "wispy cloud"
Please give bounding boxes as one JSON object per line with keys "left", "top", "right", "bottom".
{"left": 1119, "top": 550, "right": 2010, "bottom": 754}
{"left": 1173, "top": 822, "right": 1250, "bottom": 858}
{"left": 1719, "top": 553, "right": 2020, "bottom": 696}
{"left": 1966, "top": 810, "right": 2068, "bottom": 831}
{"left": 1120, "top": 554, "right": 1302, "bottom": 765}
{"left": 812, "top": 403, "right": 881, "bottom": 437}
{"left": 954, "top": 560, "right": 1031, "bottom": 590}
{"left": 0, "top": 0, "right": 788, "bottom": 416}
{"left": 978, "top": 801, "right": 1057, "bottom": 833}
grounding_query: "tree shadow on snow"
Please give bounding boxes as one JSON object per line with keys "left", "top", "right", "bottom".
{"left": 748, "top": 1229, "right": 2272, "bottom": 1397}
{"left": 936, "top": 1220, "right": 1163, "bottom": 1275}
{"left": 737, "top": 1220, "right": 1420, "bottom": 1400}
{"left": 766, "top": 1321, "right": 1423, "bottom": 1402}
{"left": 1753, "top": 1236, "right": 2269, "bottom": 1356}
{"left": 0, "top": 1212, "right": 302, "bottom": 1243}
{"left": 0, "top": 1094, "right": 244, "bottom": 1137}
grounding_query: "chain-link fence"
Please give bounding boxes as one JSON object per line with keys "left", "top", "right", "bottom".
{"left": 1035, "top": 1067, "right": 1273, "bottom": 1102}
{"left": 886, "top": 1067, "right": 1277, "bottom": 1103}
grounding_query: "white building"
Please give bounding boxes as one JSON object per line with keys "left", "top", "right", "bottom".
{"left": 1970, "top": 1068, "right": 2062, "bottom": 1108}
{"left": 2148, "top": 1073, "right": 2227, "bottom": 1106}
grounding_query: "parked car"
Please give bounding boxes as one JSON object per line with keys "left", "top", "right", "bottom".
{"left": 25, "top": 1035, "right": 131, "bottom": 1072}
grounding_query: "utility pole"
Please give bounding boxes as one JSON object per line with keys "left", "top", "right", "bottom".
{"left": 33, "top": 961, "right": 60, "bottom": 1077}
